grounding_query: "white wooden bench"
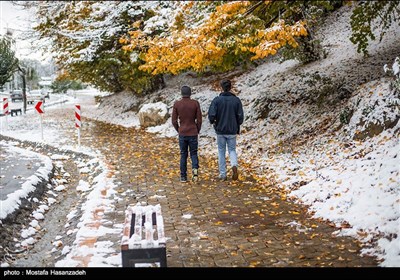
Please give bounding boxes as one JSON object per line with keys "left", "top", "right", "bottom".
{"left": 121, "top": 204, "right": 167, "bottom": 267}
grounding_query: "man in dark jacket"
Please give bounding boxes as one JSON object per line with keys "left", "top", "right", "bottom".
{"left": 172, "top": 86, "right": 202, "bottom": 182}
{"left": 208, "top": 79, "right": 244, "bottom": 181}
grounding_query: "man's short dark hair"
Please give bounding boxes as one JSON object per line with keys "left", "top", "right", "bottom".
{"left": 181, "top": 85, "right": 191, "bottom": 96}
{"left": 220, "top": 79, "right": 231, "bottom": 91}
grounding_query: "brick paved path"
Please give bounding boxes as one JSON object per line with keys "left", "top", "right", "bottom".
{"left": 82, "top": 120, "right": 378, "bottom": 267}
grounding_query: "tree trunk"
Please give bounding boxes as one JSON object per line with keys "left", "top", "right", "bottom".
{"left": 18, "top": 66, "right": 27, "bottom": 113}
{"left": 22, "top": 74, "right": 27, "bottom": 113}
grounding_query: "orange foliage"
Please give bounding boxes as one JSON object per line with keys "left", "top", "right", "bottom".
{"left": 121, "top": 1, "right": 307, "bottom": 75}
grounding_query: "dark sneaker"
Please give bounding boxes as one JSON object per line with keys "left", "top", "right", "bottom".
{"left": 192, "top": 168, "right": 199, "bottom": 182}
{"left": 232, "top": 166, "right": 238, "bottom": 180}
{"left": 180, "top": 177, "right": 187, "bottom": 183}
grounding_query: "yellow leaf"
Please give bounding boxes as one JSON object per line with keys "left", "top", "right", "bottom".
{"left": 249, "top": 260, "right": 261, "bottom": 267}
{"left": 310, "top": 233, "right": 318, "bottom": 239}
{"left": 221, "top": 210, "right": 229, "bottom": 214}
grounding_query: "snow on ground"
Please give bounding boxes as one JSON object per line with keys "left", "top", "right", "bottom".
{"left": 55, "top": 158, "right": 120, "bottom": 267}
{"left": 1, "top": 157, "right": 69, "bottom": 264}
{"left": 0, "top": 140, "right": 53, "bottom": 220}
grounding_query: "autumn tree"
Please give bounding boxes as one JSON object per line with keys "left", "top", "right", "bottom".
{"left": 121, "top": 1, "right": 309, "bottom": 75}
{"left": 0, "top": 36, "right": 19, "bottom": 87}
{"left": 252, "top": 0, "right": 342, "bottom": 63}
{"left": 30, "top": 1, "right": 166, "bottom": 94}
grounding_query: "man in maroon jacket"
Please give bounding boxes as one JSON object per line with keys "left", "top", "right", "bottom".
{"left": 172, "top": 86, "right": 202, "bottom": 182}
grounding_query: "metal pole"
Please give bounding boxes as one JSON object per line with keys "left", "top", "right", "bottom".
{"left": 77, "top": 128, "right": 81, "bottom": 147}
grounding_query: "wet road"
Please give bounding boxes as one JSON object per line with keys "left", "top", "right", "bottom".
{"left": 0, "top": 146, "right": 42, "bottom": 200}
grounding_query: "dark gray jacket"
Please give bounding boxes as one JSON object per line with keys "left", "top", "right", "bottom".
{"left": 208, "top": 92, "right": 244, "bottom": 135}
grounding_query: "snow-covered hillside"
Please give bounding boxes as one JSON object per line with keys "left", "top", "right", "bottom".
{"left": 83, "top": 6, "right": 399, "bottom": 266}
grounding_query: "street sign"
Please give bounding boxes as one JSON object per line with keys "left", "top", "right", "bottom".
{"left": 35, "top": 101, "right": 44, "bottom": 114}
{"left": 34, "top": 101, "right": 44, "bottom": 140}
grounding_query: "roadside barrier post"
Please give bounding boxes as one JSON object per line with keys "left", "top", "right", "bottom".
{"left": 75, "top": 104, "right": 81, "bottom": 147}
{"left": 3, "top": 98, "right": 9, "bottom": 130}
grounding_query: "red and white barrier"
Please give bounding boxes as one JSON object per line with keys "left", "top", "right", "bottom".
{"left": 75, "top": 104, "right": 81, "bottom": 147}
{"left": 75, "top": 104, "right": 81, "bottom": 128}
{"left": 3, "top": 98, "right": 9, "bottom": 115}
{"left": 2, "top": 97, "right": 9, "bottom": 131}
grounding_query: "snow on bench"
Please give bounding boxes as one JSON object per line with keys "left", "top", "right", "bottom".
{"left": 121, "top": 203, "right": 167, "bottom": 267}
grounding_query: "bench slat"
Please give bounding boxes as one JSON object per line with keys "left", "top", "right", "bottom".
{"left": 155, "top": 205, "right": 165, "bottom": 243}
{"left": 133, "top": 207, "right": 143, "bottom": 246}
{"left": 145, "top": 209, "right": 154, "bottom": 245}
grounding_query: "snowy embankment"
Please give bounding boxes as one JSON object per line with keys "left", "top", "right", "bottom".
{"left": 257, "top": 79, "right": 400, "bottom": 267}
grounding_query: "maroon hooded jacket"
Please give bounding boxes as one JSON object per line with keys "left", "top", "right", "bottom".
{"left": 172, "top": 96, "right": 202, "bottom": 136}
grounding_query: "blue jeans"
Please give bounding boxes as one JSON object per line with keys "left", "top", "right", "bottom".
{"left": 217, "top": 134, "right": 238, "bottom": 178}
{"left": 179, "top": 135, "right": 199, "bottom": 178}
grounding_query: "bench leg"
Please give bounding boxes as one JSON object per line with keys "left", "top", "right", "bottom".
{"left": 122, "top": 247, "right": 167, "bottom": 267}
